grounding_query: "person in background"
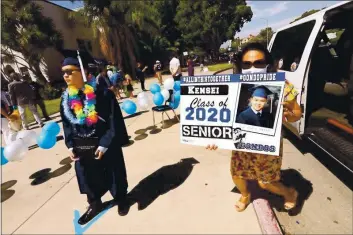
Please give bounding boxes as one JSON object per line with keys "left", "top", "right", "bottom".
{"left": 110, "top": 69, "right": 123, "bottom": 100}
{"left": 154, "top": 60, "right": 163, "bottom": 85}
{"left": 23, "top": 75, "right": 52, "bottom": 121}
{"left": 96, "top": 66, "right": 113, "bottom": 91}
{"left": 1, "top": 88, "right": 18, "bottom": 145}
{"left": 290, "top": 57, "right": 299, "bottom": 72}
{"left": 136, "top": 62, "right": 148, "bottom": 91}
{"left": 187, "top": 58, "right": 195, "bottom": 76}
{"left": 200, "top": 61, "right": 204, "bottom": 72}
{"left": 207, "top": 42, "right": 301, "bottom": 212}
{"left": 84, "top": 68, "right": 96, "bottom": 89}
{"left": 169, "top": 52, "right": 182, "bottom": 81}
{"left": 8, "top": 72, "right": 43, "bottom": 129}
{"left": 123, "top": 73, "right": 134, "bottom": 98}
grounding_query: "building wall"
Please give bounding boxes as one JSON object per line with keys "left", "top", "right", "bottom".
{"left": 1, "top": 0, "right": 103, "bottom": 83}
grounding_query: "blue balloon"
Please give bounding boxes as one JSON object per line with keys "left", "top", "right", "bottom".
{"left": 150, "top": 84, "right": 161, "bottom": 94}
{"left": 37, "top": 133, "right": 56, "bottom": 149}
{"left": 123, "top": 100, "right": 137, "bottom": 115}
{"left": 1, "top": 147, "right": 8, "bottom": 166}
{"left": 153, "top": 92, "right": 165, "bottom": 106}
{"left": 169, "top": 99, "right": 180, "bottom": 109}
{"left": 174, "top": 91, "right": 181, "bottom": 102}
{"left": 43, "top": 122, "right": 61, "bottom": 136}
{"left": 173, "top": 81, "right": 181, "bottom": 91}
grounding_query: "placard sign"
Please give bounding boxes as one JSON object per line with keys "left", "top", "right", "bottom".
{"left": 179, "top": 73, "right": 285, "bottom": 156}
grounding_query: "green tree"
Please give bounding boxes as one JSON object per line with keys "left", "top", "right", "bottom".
{"left": 1, "top": 0, "right": 63, "bottom": 84}
{"left": 290, "top": 9, "right": 320, "bottom": 23}
{"left": 175, "top": 0, "right": 252, "bottom": 58}
{"left": 231, "top": 37, "right": 241, "bottom": 51}
{"left": 249, "top": 27, "right": 274, "bottom": 47}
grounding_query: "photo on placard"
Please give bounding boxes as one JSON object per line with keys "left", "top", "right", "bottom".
{"left": 234, "top": 83, "right": 282, "bottom": 132}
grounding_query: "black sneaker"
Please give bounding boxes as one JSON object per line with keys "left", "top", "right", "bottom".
{"left": 116, "top": 198, "right": 130, "bottom": 216}
{"left": 78, "top": 203, "right": 104, "bottom": 225}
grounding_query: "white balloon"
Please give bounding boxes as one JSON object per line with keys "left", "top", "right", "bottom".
{"left": 161, "top": 89, "right": 170, "bottom": 101}
{"left": 4, "top": 139, "right": 28, "bottom": 162}
{"left": 137, "top": 92, "right": 147, "bottom": 100}
{"left": 164, "top": 78, "right": 175, "bottom": 90}
{"left": 16, "top": 130, "right": 38, "bottom": 147}
{"left": 138, "top": 99, "right": 149, "bottom": 110}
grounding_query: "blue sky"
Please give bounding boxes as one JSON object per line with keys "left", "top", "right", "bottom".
{"left": 51, "top": 0, "right": 83, "bottom": 10}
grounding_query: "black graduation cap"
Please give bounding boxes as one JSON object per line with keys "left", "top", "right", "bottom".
{"left": 248, "top": 85, "right": 273, "bottom": 98}
{"left": 59, "top": 49, "right": 95, "bottom": 68}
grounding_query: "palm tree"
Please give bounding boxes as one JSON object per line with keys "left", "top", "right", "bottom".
{"left": 70, "top": 0, "right": 161, "bottom": 78}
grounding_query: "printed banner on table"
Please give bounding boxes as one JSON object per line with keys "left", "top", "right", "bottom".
{"left": 179, "top": 72, "right": 285, "bottom": 156}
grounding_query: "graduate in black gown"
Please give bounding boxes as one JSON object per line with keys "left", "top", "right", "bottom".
{"left": 236, "top": 85, "right": 275, "bottom": 128}
{"left": 60, "top": 56, "right": 130, "bottom": 225}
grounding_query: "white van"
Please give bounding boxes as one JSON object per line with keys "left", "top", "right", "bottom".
{"left": 268, "top": 1, "right": 353, "bottom": 172}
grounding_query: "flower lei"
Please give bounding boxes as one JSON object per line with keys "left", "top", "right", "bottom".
{"left": 62, "top": 84, "right": 98, "bottom": 126}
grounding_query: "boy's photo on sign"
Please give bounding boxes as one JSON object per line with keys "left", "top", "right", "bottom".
{"left": 235, "top": 83, "right": 282, "bottom": 131}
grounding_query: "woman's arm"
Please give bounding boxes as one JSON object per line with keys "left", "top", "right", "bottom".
{"left": 1, "top": 107, "right": 10, "bottom": 120}
{"left": 283, "top": 99, "right": 302, "bottom": 122}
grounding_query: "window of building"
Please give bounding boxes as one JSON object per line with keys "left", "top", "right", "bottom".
{"left": 76, "top": 39, "right": 86, "bottom": 51}
{"left": 86, "top": 41, "right": 92, "bottom": 51}
{"left": 270, "top": 20, "right": 316, "bottom": 72}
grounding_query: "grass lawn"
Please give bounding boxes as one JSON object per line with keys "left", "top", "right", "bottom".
{"left": 207, "top": 63, "right": 233, "bottom": 71}
{"left": 25, "top": 98, "right": 61, "bottom": 124}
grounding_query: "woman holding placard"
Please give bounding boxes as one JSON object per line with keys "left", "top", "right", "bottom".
{"left": 207, "top": 43, "right": 302, "bottom": 212}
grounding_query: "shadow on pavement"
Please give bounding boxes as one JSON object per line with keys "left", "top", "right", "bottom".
{"left": 284, "top": 129, "right": 353, "bottom": 190}
{"left": 29, "top": 160, "right": 73, "bottom": 186}
{"left": 122, "top": 140, "right": 134, "bottom": 148}
{"left": 124, "top": 110, "right": 149, "bottom": 120}
{"left": 127, "top": 157, "right": 200, "bottom": 211}
{"left": 1, "top": 180, "right": 17, "bottom": 203}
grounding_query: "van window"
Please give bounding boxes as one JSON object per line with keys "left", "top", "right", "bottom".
{"left": 325, "top": 28, "right": 345, "bottom": 46}
{"left": 271, "top": 20, "right": 316, "bottom": 72}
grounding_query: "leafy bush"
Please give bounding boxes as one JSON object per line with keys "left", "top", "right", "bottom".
{"left": 40, "top": 84, "right": 62, "bottom": 100}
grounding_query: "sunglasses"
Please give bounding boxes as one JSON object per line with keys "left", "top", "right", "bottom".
{"left": 241, "top": 60, "right": 267, "bottom": 69}
{"left": 62, "top": 69, "right": 80, "bottom": 76}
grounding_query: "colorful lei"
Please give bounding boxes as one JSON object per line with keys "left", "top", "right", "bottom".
{"left": 62, "top": 84, "right": 98, "bottom": 126}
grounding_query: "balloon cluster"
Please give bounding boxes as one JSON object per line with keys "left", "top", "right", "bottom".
{"left": 1, "top": 122, "right": 61, "bottom": 165}
{"left": 150, "top": 78, "right": 181, "bottom": 108}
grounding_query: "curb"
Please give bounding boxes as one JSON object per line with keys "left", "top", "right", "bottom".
{"left": 252, "top": 199, "right": 283, "bottom": 235}
{"left": 212, "top": 67, "right": 233, "bottom": 75}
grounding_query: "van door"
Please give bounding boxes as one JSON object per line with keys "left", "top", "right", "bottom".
{"left": 268, "top": 16, "right": 325, "bottom": 136}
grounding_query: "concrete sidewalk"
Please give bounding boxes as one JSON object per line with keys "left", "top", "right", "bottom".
{"left": 1, "top": 70, "right": 262, "bottom": 234}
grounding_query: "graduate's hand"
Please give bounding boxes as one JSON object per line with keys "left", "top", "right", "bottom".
{"left": 95, "top": 149, "right": 104, "bottom": 160}
{"left": 68, "top": 149, "right": 79, "bottom": 161}
{"left": 206, "top": 144, "right": 218, "bottom": 151}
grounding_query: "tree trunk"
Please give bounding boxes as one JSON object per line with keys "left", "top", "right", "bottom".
{"left": 123, "top": 25, "right": 137, "bottom": 79}
{"left": 99, "top": 30, "right": 113, "bottom": 62}
{"left": 112, "top": 28, "right": 123, "bottom": 69}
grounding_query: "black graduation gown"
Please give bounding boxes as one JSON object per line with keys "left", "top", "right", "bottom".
{"left": 60, "top": 88, "right": 129, "bottom": 202}
{"left": 236, "top": 108, "right": 274, "bottom": 128}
